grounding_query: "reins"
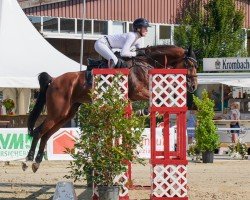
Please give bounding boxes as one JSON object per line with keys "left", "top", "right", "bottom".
{"left": 136, "top": 49, "right": 198, "bottom": 71}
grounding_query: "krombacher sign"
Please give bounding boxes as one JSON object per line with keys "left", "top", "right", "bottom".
{"left": 203, "top": 58, "right": 250, "bottom": 71}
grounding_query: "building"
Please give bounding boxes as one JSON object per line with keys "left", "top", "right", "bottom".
{"left": 17, "top": 0, "right": 250, "bottom": 65}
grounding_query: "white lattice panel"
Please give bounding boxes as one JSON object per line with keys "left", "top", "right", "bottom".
{"left": 151, "top": 165, "right": 187, "bottom": 198}
{"left": 93, "top": 74, "right": 128, "bottom": 100}
{"left": 113, "top": 172, "right": 129, "bottom": 197}
{"left": 93, "top": 171, "right": 129, "bottom": 198}
{"left": 150, "top": 74, "right": 186, "bottom": 107}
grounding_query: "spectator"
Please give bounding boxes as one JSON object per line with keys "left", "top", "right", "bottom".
{"left": 211, "top": 89, "right": 221, "bottom": 111}
{"left": 187, "top": 107, "right": 197, "bottom": 144}
{"left": 223, "top": 86, "right": 232, "bottom": 109}
{"left": 230, "top": 102, "right": 240, "bottom": 142}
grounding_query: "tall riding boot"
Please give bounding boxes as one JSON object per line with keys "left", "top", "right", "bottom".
{"left": 108, "top": 59, "right": 116, "bottom": 68}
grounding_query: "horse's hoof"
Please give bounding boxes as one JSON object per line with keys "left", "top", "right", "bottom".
{"left": 32, "top": 163, "right": 40, "bottom": 173}
{"left": 22, "top": 162, "right": 28, "bottom": 171}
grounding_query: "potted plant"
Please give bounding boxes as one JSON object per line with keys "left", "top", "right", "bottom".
{"left": 193, "top": 90, "right": 219, "bottom": 163}
{"left": 187, "top": 140, "right": 201, "bottom": 162}
{"left": 2, "top": 98, "right": 15, "bottom": 115}
{"left": 228, "top": 139, "right": 248, "bottom": 160}
{"left": 67, "top": 76, "right": 145, "bottom": 200}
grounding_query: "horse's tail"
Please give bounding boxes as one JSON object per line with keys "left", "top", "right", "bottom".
{"left": 28, "top": 72, "right": 52, "bottom": 137}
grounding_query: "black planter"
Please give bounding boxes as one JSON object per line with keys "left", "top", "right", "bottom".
{"left": 98, "top": 185, "right": 119, "bottom": 200}
{"left": 202, "top": 151, "right": 214, "bottom": 163}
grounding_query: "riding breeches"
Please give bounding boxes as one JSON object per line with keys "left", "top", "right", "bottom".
{"left": 94, "top": 37, "right": 118, "bottom": 65}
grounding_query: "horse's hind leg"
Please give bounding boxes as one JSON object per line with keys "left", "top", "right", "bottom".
{"left": 26, "top": 123, "right": 44, "bottom": 161}
{"left": 22, "top": 123, "right": 44, "bottom": 171}
{"left": 32, "top": 103, "right": 80, "bottom": 173}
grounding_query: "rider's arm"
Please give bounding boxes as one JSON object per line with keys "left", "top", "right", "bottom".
{"left": 120, "top": 33, "right": 137, "bottom": 57}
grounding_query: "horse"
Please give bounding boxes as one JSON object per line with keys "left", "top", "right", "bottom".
{"left": 22, "top": 45, "right": 198, "bottom": 172}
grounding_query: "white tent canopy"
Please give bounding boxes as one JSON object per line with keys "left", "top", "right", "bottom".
{"left": 198, "top": 72, "right": 250, "bottom": 87}
{"left": 0, "top": 0, "right": 84, "bottom": 88}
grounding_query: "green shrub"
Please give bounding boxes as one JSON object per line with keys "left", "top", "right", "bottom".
{"left": 67, "top": 75, "right": 145, "bottom": 186}
{"left": 193, "top": 90, "right": 219, "bottom": 152}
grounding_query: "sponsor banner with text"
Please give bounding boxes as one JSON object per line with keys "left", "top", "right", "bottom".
{"left": 0, "top": 128, "right": 33, "bottom": 161}
{"left": 46, "top": 127, "right": 177, "bottom": 160}
{"left": 0, "top": 127, "right": 180, "bottom": 161}
{"left": 203, "top": 58, "right": 250, "bottom": 72}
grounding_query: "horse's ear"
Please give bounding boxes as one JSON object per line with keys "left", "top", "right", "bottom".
{"left": 188, "top": 45, "right": 193, "bottom": 56}
{"left": 194, "top": 49, "right": 201, "bottom": 57}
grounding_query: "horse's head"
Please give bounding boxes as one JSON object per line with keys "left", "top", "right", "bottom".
{"left": 143, "top": 45, "right": 198, "bottom": 93}
{"left": 182, "top": 46, "right": 198, "bottom": 93}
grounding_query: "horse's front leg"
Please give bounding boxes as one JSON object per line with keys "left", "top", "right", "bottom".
{"left": 32, "top": 134, "right": 49, "bottom": 173}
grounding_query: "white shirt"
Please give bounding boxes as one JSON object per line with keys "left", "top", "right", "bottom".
{"left": 106, "top": 32, "right": 144, "bottom": 57}
{"left": 230, "top": 109, "right": 240, "bottom": 121}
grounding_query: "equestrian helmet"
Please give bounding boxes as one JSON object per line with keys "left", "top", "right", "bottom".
{"left": 133, "top": 18, "right": 150, "bottom": 30}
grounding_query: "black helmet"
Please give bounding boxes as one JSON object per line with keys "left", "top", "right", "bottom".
{"left": 133, "top": 18, "right": 150, "bottom": 30}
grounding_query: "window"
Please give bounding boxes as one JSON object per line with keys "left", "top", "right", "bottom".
{"left": 28, "top": 16, "right": 41, "bottom": 31}
{"left": 60, "top": 18, "right": 75, "bottom": 33}
{"left": 43, "top": 17, "right": 58, "bottom": 32}
{"left": 77, "top": 20, "right": 92, "bottom": 34}
{"left": 112, "top": 22, "right": 126, "bottom": 34}
{"left": 144, "top": 25, "right": 156, "bottom": 46}
{"left": 159, "top": 25, "right": 171, "bottom": 39}
{"left": 94, "top": 20, "right": 108, "bottom": 34}
{"left": 129, "top": 23, "right": 133, "bottom": 32}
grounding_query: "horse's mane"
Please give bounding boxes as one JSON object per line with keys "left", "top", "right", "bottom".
{"left": 140, "top": 44, "right": 184, "bottom": 57}
{"left": 142, "top": 44, "right": 177, "bottom": 50}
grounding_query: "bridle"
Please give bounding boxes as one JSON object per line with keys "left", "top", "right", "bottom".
{"left": 184, "top": 55, "right": 198, "bottom": 79}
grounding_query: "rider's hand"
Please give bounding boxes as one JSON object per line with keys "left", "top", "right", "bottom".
{"left": 136, "top": 49, "right": 145, "bottom": 56}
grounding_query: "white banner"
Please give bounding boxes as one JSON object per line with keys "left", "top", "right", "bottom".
{"left": 0, "top": 127, "right": 180, "bottom": 161}
{"left": 137, "top": 127, "right": 176, "bottom": 159}
{"left": 0, "top": 128, "right": 34, "bottom": 161}
{"left": 203, "top": 58, "right": 250, "bottom": 72}
{"left": 46, "top": 128, "right": 80, "bottom": 161}
{"left": 46, "top": 127, "right": 177, "bottom": 160}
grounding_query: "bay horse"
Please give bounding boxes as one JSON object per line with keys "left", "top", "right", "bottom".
{"left": 22, "top": 45, "right": 198, "bottom": 172}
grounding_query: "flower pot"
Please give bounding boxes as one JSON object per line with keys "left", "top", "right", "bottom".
{"left": 98, "top": 185, "right": 119, "bottom": 200}
{"left": 202, "top": 151, "right": 214, "bottom": 163}
{"left": 6, "top": 109, "right": 12, "bottom": 115}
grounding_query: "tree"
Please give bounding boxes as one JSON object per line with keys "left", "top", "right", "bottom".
{"left": 174, "top": 0, "right": 246, "bottom": 71}
{"left": 193, "top": 90, "right": 219, "bottom": 153}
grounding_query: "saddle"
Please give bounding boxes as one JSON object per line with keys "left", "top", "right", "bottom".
{"left": 87, "top": 58, "right": 109, "bottom": 71}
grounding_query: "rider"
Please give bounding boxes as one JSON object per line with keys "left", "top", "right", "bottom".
{"left": 94, "top": 18, "right": 150, "bottom": 68}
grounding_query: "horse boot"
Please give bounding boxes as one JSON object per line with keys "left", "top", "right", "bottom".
{"left": 32, "top": 151, "right": 45, "bottom": 173}
{"left": 22, "top": 150, "right": 35, "bottom": 171}
{"left": 35, "top": 151, "right": 44, "bottom": 164}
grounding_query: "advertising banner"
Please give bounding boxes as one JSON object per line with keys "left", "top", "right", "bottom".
{"left": 137, "top": 127, "right": 176, "bottom": 159}
{"left": 0, "top": 128, "right": 33, "bottom": 161}
{"left": 46, "top": 128, "right": 80, "bottom": 160}
{"left": 203, "top": 58, "right": 250, "bottom": 72}
{"left": 46, "top": 127, "right": 177, "bottom": 160}
{"left": 0, "top": 126, "right": 180, "bottom": 161}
